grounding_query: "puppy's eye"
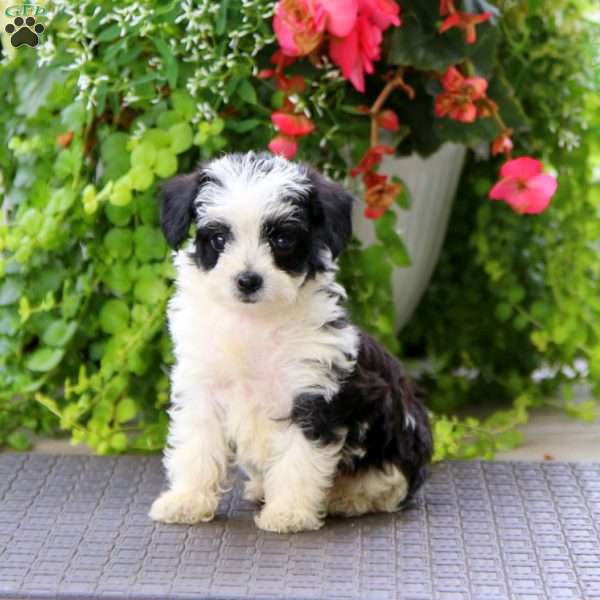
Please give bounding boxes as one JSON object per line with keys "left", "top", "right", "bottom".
{"left": 272, "top": 232, "right": 296, "bottom": 252}
{"left": 210, "top": 233, "right": 227, "bottom": 252}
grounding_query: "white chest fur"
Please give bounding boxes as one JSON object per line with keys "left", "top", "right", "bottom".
{"left": 166, "top": 253, "right": 359, "bottom": 470}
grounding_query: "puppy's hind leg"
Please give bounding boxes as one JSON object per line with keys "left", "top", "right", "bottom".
{"left": 328, "top": 464, "right": 409, "bottom": 517}
{"left": 150, "top": 369, "right": 229, "bottom": 524}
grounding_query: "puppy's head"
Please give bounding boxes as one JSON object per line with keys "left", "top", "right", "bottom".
{"left": 160, "top": 152, "right": 353, "bottom": 308}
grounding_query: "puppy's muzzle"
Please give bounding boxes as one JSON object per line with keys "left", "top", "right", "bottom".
{"left": 236, "top": 271, "right": 263, "bottom": 299}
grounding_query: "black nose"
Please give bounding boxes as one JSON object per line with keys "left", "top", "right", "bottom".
{"left": 236, "top": 271, "right": 263, "bottom": 294}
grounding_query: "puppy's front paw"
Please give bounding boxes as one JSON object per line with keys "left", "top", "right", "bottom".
{"left": 149, "top": 489, "right": 217, "bottom": 524}
{"left": 243, "top": 478, "right": 264, "bottom": 503}
{"left": 254, "top": 505, "right": 324, "bottom": 533}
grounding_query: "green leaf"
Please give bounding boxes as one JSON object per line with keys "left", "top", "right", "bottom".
{"left": 171, "top": 90, "right": 196, "bottom": 120}
{"left": 142, "top": 128, "right": 171, "bottom": 148}
{"left": 129, "top": 165, "right": 155, "bottom": 191}
{"left": 109, "top": 176, "right": 133, "bottom": 207}
{"left": 101, "top": 132, "right": 130, "bottom": 181}
{"left": 7, "top": 432, "right": 32, "bottom": 451}
{"left": 237, "top": 79, "right": 257, "bottom": 105}
{"left": 134, "top": 226, "right": 166, "bottom": 262}
{"left": 226, "top": 118, "right": 264, "bottom": 133}
{"left": 131, "top": 141, "right": 157, "bottom": 168}
{"left": 115, "top": 398, "right": 138, "bottom": 424}
{"left": 134, "top": 274, "right": 167, "bottom": 305}
{"left": 104, "top": 228, "right": 133, "bottom": 259}
{"left": 97, "top": 24, "right": 120, "bottom": 42}
{"left": 169, "top": 122, "right": 193, "bottom": 154}
{"left": 25, "top": 347, "right": 65, "bottom": 372}
{"left": 153, "top": 149, "right": 177, "bottom": 178}
{"left": 494, "top": 429, "right": 523, "bottom": 451}
{"left": 105, "top": 202, "right": 134, "bottom": 227}
{"left": 152, "top": 37, "right": 178, "bottom": 88}
{"left": 374, "top": 212, "right": 411, "bottom": 267}
{"left": 110, "top": 432, "right": 129, "bottom": 452}
{"left": 0, "top": 278, "right": 24, "bottom": 306}
{"left": 99, "top": 299, "right": 130, "bottom": 334}
{"left": 42, "top": 320, "right": 77, "bottom": 347}
{"left": 102, "top": 264, "right": 132, "bottom": 295}
{"left": 215, "top": 0, "right": 230, "bottom": 35}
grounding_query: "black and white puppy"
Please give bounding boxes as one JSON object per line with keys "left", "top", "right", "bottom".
{"left": 150, "top": 151, "right": 432, "bottom": 533}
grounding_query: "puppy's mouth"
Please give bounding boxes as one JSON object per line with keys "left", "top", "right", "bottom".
{"left": 237, "top": 293, "right": 260, "bottom": 304}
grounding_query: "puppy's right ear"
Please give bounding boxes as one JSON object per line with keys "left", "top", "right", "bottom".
{"left": 160, "top": 170, "right": 206, "bottom": 249}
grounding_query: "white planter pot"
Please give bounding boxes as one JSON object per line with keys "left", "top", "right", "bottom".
{"left": 352, "top": 143, "right": 467, "bottom": 329}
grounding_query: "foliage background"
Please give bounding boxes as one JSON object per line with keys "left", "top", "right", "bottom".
{"left": 0, "top": 0, "right": 598, "bottom": 457}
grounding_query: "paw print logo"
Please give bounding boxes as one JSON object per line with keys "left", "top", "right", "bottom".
{"left": 5, "top": 16, "right": 45, "bottom": 48}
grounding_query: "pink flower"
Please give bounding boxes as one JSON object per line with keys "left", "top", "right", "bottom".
{"left": 359, "top": 0, "right": 400, "bottom": 29}
{"left": 273, "top": 0, "right": 327, "bottom": 56}
{"left": 268, "top": 135, "right": 298, "bottom": 159}
{"left": 434, "top": 66, "right": 488, "bottom": 123}
{"left": 328, "top": 1, "right": 400, "bottom": 92}
{"left": 273, "top": 0, "right": 358, "bottom": 56}
{"left": 271, "top": 111, "right": 315, "bottom": 136}
{"left": 489, "top": 157, "right": 557, "bottom": 214}
{"left": 320, "top": 0, "right": 359, "bottom": 36}
{"left": 439, "top": 11, "right": 491, "bottom": 44}
{"left": 329, "top": 15, "right": 382, "bottom": 92}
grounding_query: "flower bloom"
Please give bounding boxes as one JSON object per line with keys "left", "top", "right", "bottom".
{"left": 268, "top": 135, "right": 299, "bottom": 159}
{"left": 329, "top": 0, "right": 400, "bottom": 92}
{"left": 439, "top": 0, "right": 454, "bottom": 16}
{"left": 491, "top": 130, "right": 513, "bottom": 156}
{"left": 273, "top": 0, "right": 400, "bottom": 93}
{"left": 350, "top": 144, "right": 394, "bottom": 176}
{"left": 364, "top": 178, "right": 401, "bottom": 219}
{"left": 434, "top": 66, "right": 488, "bottom": 123}
{"left": 273, "top": 0, "right": 327, "bottom": 55}
{"left": 274, "top": 0, "right": 358, "bottom": 56}
{"left": 489, "top": 157, "right": 557, "bottom": 214}
{"left": 271, "top": 111, "right": 315, "bottom": 136}
{"left": 377, "top": 109, "right": 399, "bottom": 131}
{"left": 439, "top": 10, "right": 491, "bottom": 44}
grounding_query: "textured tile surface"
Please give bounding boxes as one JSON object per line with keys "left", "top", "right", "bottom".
{"left": 0, "top": 455, "right": 599, "bottom": 600}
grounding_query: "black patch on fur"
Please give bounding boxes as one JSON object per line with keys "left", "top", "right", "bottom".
{"left": 192, "top": 221, "right": 233, "bottom": 271}
{"left": 261, "top": 212, "right": 312, "bottom": 276}
{"left": 291, "top": 331, "right": 433, "bottom": 501}
{"left": 305, "top": 168, "right": 354, "bottom": 272}
{"left": 160, "top": 170, "right": 210, "bottom": 249}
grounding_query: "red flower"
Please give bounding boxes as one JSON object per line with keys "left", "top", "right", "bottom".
{"left": 57, "top": 131, "right": 74, "bottom": 148}
{"left": 434, "top": 66, "right": 488, "bottom": 123}
{"left": 362, "top": 171, "right": 387, "bottom": 188}
{"left": 276, "top": 74, "right": 307, "bottom": 92}
{"left": 364, "top": 179, "right": 402, "bottom": 218}
{"left": 271, "top": 111, "right": 315, "bottom": 136}
{"left": 268, "top": 135, "right": 299, "bottom": 159}
{"left": 364, "top": 206, "right": 387, "bottom": 219}
{"left": 439, "top": 0, "right": 455, "bottom": 16}
{"left": 377, "top": 109, "right": 399, "bottom": 131}
{"left": 257, "top": 68, "right": 275, "bottom": 79}
{"left": 491, "top": 130, "right": 513, "bottom": 156}
{"left": 439, "top": 11, "right": 491, "bottom": 44}
{"left": 489, "top": 157, "right": 558, "bottom": 214}
{"left": 350, "top": 144, "right": 394, "bottom": 176}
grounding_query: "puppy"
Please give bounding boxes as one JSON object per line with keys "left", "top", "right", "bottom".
{"left": 149, "top": 152, "right": 432, "bottom": 533}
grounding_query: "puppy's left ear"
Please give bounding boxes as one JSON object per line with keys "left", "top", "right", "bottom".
{"left": 307, "top": 169, "right": 354, "bottom": 260}
{"left": 160, "top": 170, "right": 207, "bottom": 249}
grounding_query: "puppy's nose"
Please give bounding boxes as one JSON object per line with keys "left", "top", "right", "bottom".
{"left": 236, "top": 271, "right": 263, "bottom": 294}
